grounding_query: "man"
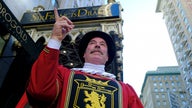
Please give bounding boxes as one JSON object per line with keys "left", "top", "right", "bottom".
{"left": 16, "top": 8, "right": 143, "bottom": 108}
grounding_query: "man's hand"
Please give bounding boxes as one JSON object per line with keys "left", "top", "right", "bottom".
{"left": 51, "top": 8, "right": 74, "bottom": 42}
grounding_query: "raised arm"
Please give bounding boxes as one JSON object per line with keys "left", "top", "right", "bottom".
{"left": 26, "top": 8, "right": 74, "bottom": 106}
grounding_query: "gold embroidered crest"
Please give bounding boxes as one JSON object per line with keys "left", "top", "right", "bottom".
{"left": 68, "top": 74, "right": 121, "bottom": 108}
{"left": 84, "top": 90, "right": 106, "bottom": 108}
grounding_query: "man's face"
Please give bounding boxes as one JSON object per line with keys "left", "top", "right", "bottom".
{"left": 83, "top": 37, "right": 109, "bottom": 65}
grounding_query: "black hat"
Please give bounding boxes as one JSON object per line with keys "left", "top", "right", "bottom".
{"left": 79, "top": 31, "right": 116, "bottom": 66}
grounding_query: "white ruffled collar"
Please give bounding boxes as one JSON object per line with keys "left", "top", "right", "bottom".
{"left": 72, "top": 63, "right": 116, "bottom": 79}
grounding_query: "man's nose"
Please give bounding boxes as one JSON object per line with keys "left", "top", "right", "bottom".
{"left": 95, "top": 44, "right": 100, "bottom": 48}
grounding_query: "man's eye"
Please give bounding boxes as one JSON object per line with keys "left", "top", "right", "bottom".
{"left": 89, "top": 42, "right": 95, "bottom": 44}
{"left": 100, "top": 43, "right": 106, "bottom": 46}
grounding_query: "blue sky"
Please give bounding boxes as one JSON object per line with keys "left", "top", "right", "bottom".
{"left": 117, "top": 0, "right": 178, "bottom": 95}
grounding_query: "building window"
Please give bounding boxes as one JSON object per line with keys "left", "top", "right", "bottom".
{"left": 152, "top": 76, "right": 156, "bottom": 81}
{"left": 172, "top": 87, "right": 176, "bottom": 92}
{"left": 187, "top": 25, "right": 192, "bottom": 33}
{"left": 180, "top": 9, "right": 185, "bottom": 17}
{"left": 171, "top": 81, "right": 175, "bottom": 86}
{"left": 189, "top": 88, "right": 192, "bottom": 95}
{"left": 72, "top": 0, "right": 105, "bottom": 8}
{"left": 182, "top": 100, "right": 187, "bottom": 106}
{"left": 175, "top": 75, "right": 179, "bottom": 80}
{"left": 163, "top": 100, "right": 167, "bottom": 105}
{"left": 166, "top": 88, "right": 169, "bottom": 91}
{"left": 159, "top": 82, "right": 163, "bottom": 86}
{"left": 156, "top": 94, "right": 159, "bottom": 98}
{"left": 158, "top": 77, "right": 161, "bottom": 81}
{"left": 162, "top": 94, "right": 165, "bottom": 98}
{"left": 154, "top": 82, "right": 157, "bottom": 86}
{"left": 156, "top": 101, "right": 161, "bottom": 106}
{"left": 165, "top": 82, "right": 169, "bottom": 86}
{"left": 183, "top": 17, "right": 188, "bottom": 25}
{"left": 180, "top": 94, "right": 184, "bottom": 98}
{"left": 154, "top": 88, "right": 158, "bottom": 92}
{"left": 177, "top": 82, "right": 180, "bottom": 86}
{"left": 177, "top": 2, "right": 181, "bottom": 9}
{"left": 160, "top": 88, "right": 164, "bottom": 92}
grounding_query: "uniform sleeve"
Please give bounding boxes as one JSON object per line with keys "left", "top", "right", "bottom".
{"left": 15, "top": 92, "right": 30, "bottom": 108}
{"left": 26, "top": 46, "right": 62, "bottom": 106}
{"left": 120, "top": 82, "right": 144, "bottom": 108}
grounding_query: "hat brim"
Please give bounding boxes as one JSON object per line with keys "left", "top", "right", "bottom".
{"left": 78, "top": 31, "right": 116, "bottom": 66}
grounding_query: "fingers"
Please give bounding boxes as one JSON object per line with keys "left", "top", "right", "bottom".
{"left": 60, "top": 16, "right": 73, "bottom": 25}
{"left": 52, "top": 8, "right": 74, "bottom": 41}
{"left": 55, "top": 21, "right": 74, "bottom": 32}
{"left": 54, "top": 8, "right": 59, "bottom": 21}
{"left": 59, "top": 20, "right": 74, "bottom": 29}
{"left": 54, "top": 8, "right": 73, "bottom": 26}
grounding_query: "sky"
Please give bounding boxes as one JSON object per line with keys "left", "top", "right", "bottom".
{"left": 117, "top": 0, "right": 179, "bottom": 95}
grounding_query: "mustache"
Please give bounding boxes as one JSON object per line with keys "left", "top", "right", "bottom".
{"left": 90, "top": 49, "right": 103, "bottom": 55}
